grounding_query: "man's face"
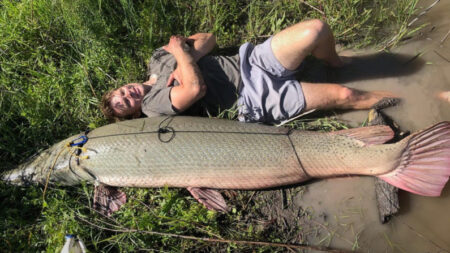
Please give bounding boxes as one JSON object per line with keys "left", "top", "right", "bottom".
{"left": 110, "top": 83, "right": 145, "bottom": 117}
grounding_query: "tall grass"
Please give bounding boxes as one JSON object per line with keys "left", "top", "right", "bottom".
{"left": 0, "top": 0, "right": 420, "bottom": 251}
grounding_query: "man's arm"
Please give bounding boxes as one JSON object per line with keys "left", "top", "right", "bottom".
{"left": 186, "top": 33, "right": 216, "bottom": 62}
{"left": 165, "top": 33, "right": 215, "bottom": 87}
{"left": 163, "top": 36, "right": 206, "bottom": 112}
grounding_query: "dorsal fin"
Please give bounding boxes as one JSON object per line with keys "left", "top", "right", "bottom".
{"left": 330, "top": 125, "right": 394, "bottom": 145}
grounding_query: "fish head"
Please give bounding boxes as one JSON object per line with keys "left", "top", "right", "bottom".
{"left": 2, "top": 138, "right": 74, "bottom": 186}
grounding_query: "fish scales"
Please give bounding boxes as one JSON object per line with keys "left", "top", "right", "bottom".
{"left": 82, "top": 125, "right": 304, "bottom": 189}
{"left": 75, "top": 117, "right": 399, "bottom": 187}
{"left": 4, "top": 117, "right": 400, "bottom": 187}
{"left": 4, "top": 116, "right": 449, "bottom": 198}
{"left": 290, "top": 131, "right": 403, "bottom": 177}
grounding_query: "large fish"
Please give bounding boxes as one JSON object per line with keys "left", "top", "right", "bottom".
{"left": 2, "top": 116, "right": 450, "bottom": 214}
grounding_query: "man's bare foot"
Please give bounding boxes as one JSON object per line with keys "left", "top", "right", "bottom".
{"left": 355, "top": 90, "right": 400, "bottom": 110}
{"left": 344, "top": 89, "right": 400, "bottom": 110}
{"left": 371, "top": 96, "right": 401, "bottom": 110}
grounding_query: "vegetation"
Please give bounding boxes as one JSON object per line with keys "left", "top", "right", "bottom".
{"left": 0, "top": 0, "right": 421, "bottom": 251}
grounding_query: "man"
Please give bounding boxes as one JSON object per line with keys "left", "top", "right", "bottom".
{"left": 101, "top": 19, "right": 398, "bottom": 123}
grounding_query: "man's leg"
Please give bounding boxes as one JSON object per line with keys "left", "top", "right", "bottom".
{"left": 271, "top": 19, "right": 343, "bottom": 70}
{"left": 270, "top": 19, "right": 398, "bottom": 112}
{"left": 301, "top": 82, "right": 397, "bottom": 111}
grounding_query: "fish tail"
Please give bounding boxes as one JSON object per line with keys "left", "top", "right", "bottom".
{"left": 378, "top": 121, "right": 450, "bottom": 196}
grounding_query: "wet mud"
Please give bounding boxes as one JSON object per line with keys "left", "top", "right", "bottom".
{"left": 260, "top": 0, "right": 450, "bottom": 251}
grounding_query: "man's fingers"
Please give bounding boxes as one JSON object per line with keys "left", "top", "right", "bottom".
{"left": 166, "top": 73, "right": 175, "bottom": 86}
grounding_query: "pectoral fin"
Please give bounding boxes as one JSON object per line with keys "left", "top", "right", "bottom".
{"left": 187, "top": 187, "right": 229, "bottom": 212}
{"left": 331, "top": 125, "right": 394, "bottom": 145}
{"left": 93, "top": 184, "right": 127, "bottom": 216}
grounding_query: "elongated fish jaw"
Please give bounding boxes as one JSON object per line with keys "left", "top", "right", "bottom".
{"left": 2, "top": 140, "right": 73, "bottom": 186}
{"left": 2, "top": 164, "right": 39, "bottom": 186}
{"left": 1, "top": 148, "right": 52, "bottom": 185}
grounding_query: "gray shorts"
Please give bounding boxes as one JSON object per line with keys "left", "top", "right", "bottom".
{"left": 237, "top": 37, "right": 305, "bottom": 123}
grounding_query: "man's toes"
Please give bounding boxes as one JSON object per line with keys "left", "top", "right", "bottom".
{"left": 371, "top": 97, "right": 401, "bottom": 110}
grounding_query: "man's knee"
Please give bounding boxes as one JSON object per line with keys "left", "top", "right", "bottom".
{"left": 296, "top": 19, "right": 329, "bottom": 42}
{"left": 308, "top": 19, "right": 329, "bottom": 33}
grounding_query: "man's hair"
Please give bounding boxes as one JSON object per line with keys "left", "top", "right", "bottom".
{"left": 100, "top": 89, "right": 135, "bottom": 123}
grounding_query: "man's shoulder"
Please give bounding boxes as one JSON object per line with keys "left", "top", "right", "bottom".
{"left": 147, "top": 47, "right": 177, "bottom": 80}
{"left": 150, "top": 47, "right": 170, "bottom": 62}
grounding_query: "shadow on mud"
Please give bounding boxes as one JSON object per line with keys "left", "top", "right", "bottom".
{"left": 298, "top": 52, "right": 426, "bottom": 84}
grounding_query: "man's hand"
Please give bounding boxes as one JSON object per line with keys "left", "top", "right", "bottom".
{"left": 163, "top": 35, "right": 190, "bottom": 57}
{"left": 165, "top": 33, "right": 215, "bottom": 87}
{"left": 166, "top": 67, "right": 181, "bottom": 87}
{"left": 163, "top": 33, "right": 216, "bottom": 62}
{"left": 163, "top": 36, "right": 192, "bottom": 87}
{"left": 187, "top": 33, "right": 216, "bottom": 62}
{"left": 162, "top": 36, "right": 206, "bottom": 112}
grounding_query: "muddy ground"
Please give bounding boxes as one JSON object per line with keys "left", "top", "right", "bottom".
{"left": 231, "top": 0, "right": 450, "bottom": 252}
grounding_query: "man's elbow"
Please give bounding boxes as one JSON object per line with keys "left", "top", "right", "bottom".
{"left": 184, "top": 81, "right": 207, "bottom": 100}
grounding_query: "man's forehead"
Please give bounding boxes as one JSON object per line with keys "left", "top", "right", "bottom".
{"left": 112, "top": 88, "right": 122, "bottom": 95}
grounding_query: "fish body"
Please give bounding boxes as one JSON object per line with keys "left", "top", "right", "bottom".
{"left": 3, "top": 116, "right": 450, "bottom": 197}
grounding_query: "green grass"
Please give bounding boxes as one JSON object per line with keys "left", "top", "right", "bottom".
{"left": 0, "top": 0, "right": 421, "bottom": 251}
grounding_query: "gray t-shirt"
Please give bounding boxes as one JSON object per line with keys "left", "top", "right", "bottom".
{"left": 142, "top": 47, "right": 241, "bottom": 118}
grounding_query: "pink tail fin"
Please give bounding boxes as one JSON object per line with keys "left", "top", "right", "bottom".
{"left": 378, "top": 122, "right": 450, "bottom": 196}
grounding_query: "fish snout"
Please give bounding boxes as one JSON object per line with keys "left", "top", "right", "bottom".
{"left": 2, "top": 166, "right": 39, "bottom": 186}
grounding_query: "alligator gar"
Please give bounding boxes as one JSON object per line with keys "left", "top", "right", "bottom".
{"left": 2, "top": 116, "right": 450, "bottom": 213}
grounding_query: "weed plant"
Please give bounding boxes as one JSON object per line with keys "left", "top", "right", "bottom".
{"left": 0, "top": 0, "right": 421, "bottom": 251}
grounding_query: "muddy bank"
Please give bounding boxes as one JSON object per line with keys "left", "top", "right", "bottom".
{"left": 335, "top": 0, "right": 450, "bottom": 132}
{"left": 251, "top": 0, "right": 450, "bottom": 252}
{"left": 333, "top": 1, "right": 450, "bottom": 250}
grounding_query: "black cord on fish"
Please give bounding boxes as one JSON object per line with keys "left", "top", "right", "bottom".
{"left": 286, "top": 128, "right": 309, "bottom": 178}
{"left": 157, "top": 116, "right": 175, "bottom": 143}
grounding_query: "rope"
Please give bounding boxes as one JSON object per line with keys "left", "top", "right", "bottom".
{"left": 42, "top": 142, "right": 70, "bottom": 204}
{"left": 41, "top": 135, "right": 90, "bottom": 205}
